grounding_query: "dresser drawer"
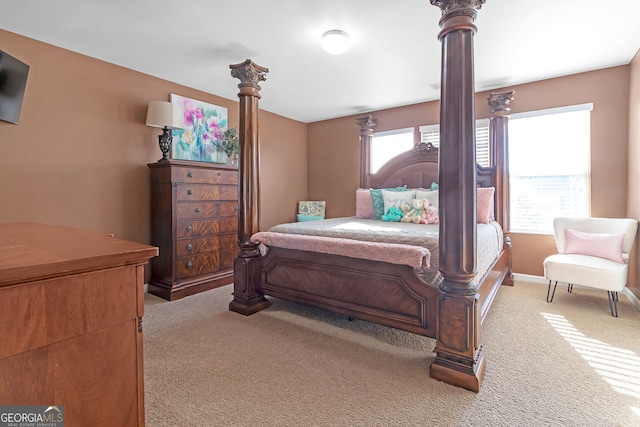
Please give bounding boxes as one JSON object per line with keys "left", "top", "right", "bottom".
{"left": 177, "top": 218, "right": 238, "bottom": 238}
{"left": 172, "top": 167, "right": 238, "bottom": 184}
{"left": 177, "top": 201, "right": 237, "bottom": 220}
{"left": 176, "top": 183, "right": 237, "bottom": 202}
{"left": 176, "top": 248, "right": 237, "bottom": 279}
{"left": 177, "top": 233, "right": 237, "bottom": 257}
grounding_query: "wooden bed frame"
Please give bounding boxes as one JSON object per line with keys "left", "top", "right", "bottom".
{"left": 227, "top": 1, "right": 514, "bottom": 392}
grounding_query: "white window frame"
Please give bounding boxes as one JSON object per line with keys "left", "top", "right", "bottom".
{"left": 508, "top": 103, "right": 593, "bottom": 234}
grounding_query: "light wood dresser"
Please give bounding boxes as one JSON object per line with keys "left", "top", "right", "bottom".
{"left": 147, "top": 160, "right": 238, "bottom": 301}
{"left": 0, "top": 222, "right": 158, "bottom": 427}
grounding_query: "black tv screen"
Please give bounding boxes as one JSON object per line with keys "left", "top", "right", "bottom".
{"left": 0, "top": 50, "right": 30, "bottom": 124}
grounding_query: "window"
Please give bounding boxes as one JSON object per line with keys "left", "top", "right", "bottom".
{"left": 370, "top": 120, "right": 491, "bottom": 176}
{"left": 508, "top": 104, "right": 592, "bottom": 234}
{"left": 370, "top": 128, "right": 414, "bottom": 173}
{"left": 419, "top": 119, "right": 491, "bottom": 167}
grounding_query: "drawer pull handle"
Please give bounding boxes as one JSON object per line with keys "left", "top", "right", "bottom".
{"left": 186, "top": 261, "right": 193, "bottom": 269}
{"left": 187, "top": 172, "right": 193, "bottom": 178}
{"left": 234, "top": 206, "right": 239, "bottom": 212}
{"left": 186, "top": 244, "right": 193, "bottom": 251}
{"left": 195, "top": 207, "right": 201, "bottom": 214}
{"left": 187, "top": 189, "right": 193, "bottom": 196}
{"left": 186, "top": 225, "right": 193, "bottom": 232}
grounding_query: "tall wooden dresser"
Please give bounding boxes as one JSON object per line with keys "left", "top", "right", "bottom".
{"left": 0, "top": 222, "right": 157, "bottom": 427}
{"left": 147, "top": 160, "right": 238, "bottom": 300}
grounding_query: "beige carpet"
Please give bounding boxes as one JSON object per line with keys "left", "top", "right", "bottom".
{"left": 143, "top": 281, "right": 640, "bottom": 426}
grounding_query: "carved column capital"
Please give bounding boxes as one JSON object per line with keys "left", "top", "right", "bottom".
{"left": 230, "top": 59, "right": 269, "bottom": 97}
{"left": 431, "top": 0, "right": 484, "bottom": 36}
{"left": 356, "top": 115, "right": 377, "bottom": 133}
{"left": 430, "top": 0, "right": 486, "bottom": 15}
{"left": 488, "top": 91, "right": 515, "bottom": 117}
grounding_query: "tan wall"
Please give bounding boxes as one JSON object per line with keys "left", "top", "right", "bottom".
{"left": 627, "top": 49, "right": 640, "bottom": 297}
{"left": 308, "top": 66, "right": 631, "bottom": 277}
{"left": 0, "top": 30, "right": 307, "bottom": 278}
{"left": 259, "top": 112, "right": 308, "bottom": 229}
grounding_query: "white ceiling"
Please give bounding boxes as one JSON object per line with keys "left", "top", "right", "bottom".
{"left": 1, "top": 0, "right": 639, "bottom": 123}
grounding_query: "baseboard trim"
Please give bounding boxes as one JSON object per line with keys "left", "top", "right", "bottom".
{"left": 512, "top": 273, "right": 547, "bottom": 285}
{"left": 624, "top": 287, "right": 640, "bottom": 312}
{"left": 144, "top": 282, "right": 148, "bottom": 293}
{"left": 512, "top": 273, "right": 640, "bottom": 312}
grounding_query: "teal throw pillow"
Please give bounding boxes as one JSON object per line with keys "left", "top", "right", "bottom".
{"left": 297, "top": 214, "right": 324, "bottom": 222}
{"left": 370, "top": 186, "right": 407, "bottom": 220}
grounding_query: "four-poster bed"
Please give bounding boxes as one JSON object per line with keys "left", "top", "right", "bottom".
{"left": 228, "top": 0, "right": 515, "bottom": 392}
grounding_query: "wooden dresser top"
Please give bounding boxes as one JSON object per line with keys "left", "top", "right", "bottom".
{"left": 147, "top": 159, "right": 237, "bottom": 170}
{"left": 0, "top": 222, "right": 158, "bottom": 287}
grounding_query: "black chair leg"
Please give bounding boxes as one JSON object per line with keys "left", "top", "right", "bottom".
{"left": 547, "top": 280, "right": 558, "bottom": 303}
{"left": 607, "top": 291, "right": 619, "bottom": 318}
{"left": 568, "top": 283, "right": 573, "bottom": 293}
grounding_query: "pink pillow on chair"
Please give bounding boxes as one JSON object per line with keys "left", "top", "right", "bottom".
{"left": 564, "top": 228, "right": 625, "bottom": 263}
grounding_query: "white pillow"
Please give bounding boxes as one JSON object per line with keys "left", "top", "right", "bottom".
{"left": 381, "top": 189, "right": 416, "bottom": 214}
{"left": 416, "top": 189, "right": 438, "bottom": 210}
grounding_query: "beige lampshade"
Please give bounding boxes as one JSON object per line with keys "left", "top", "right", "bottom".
{"left": 146, "top": 101, "right": 184, "bottom": 129}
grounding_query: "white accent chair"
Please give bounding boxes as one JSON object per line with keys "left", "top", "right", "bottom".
{"left": 544, "top": 217, "right": 638, "bottom": 317}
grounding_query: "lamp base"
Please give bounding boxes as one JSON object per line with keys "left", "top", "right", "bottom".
{"left": 157, "top": 126, "right": 172, "bottom": 162}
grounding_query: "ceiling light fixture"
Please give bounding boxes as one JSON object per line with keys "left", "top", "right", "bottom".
{"left": 322, "top": 30, "right": 349, "bottom": 55}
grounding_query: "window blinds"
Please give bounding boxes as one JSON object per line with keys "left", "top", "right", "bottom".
{"left": 419, "top": 119, "right": 490, "bottom": 167}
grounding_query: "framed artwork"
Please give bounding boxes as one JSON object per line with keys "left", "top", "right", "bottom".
{"left": 170, "top": 94, "right": 229, "bottom": 163}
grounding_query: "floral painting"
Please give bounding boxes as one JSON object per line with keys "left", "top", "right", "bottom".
{"left": 170, "top": 94, "right": 228, "bottom": 163}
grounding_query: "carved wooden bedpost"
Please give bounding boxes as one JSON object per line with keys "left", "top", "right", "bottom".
{"left": 430, "top": 0, "right": 486, "bottom": 392}
{"left": 489, "top": 90, "right": 515, "bottom": 286}
{"left": 228, "top": 59, "right": 271, "bottom": 316}
{"left": 357, "top": 115, "right": 377, "bottom": 188}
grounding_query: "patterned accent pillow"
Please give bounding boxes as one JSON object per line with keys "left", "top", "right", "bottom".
{"left": 298, "top": 201, "right": 326, "bottom": 217}
{"left": 370, "top": 186, "right": 407, "bottom": 220}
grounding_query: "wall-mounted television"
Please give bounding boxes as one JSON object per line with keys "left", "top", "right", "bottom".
{"left": 0, "top": 50, "right": 30, "bottom": 124}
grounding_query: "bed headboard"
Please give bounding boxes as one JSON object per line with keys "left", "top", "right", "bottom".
{"left": 366, "top": 142, "right": 439, "bottom": 189}
{"left": 364, "top": 141, "right": 496, "bottom": 190}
